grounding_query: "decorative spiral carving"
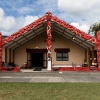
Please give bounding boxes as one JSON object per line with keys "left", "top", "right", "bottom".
{"left": 46, "top": 12, "right": 52, "bottom": 58}
{"left": 97, "top": 31, "right": 100, "bottom": 70}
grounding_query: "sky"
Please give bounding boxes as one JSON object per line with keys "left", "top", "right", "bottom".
{"left": 0, "top": 0, "right": 100, "bottom": 35}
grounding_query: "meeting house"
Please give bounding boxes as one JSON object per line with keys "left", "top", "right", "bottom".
{"left": 0, "top": 12, "right": 100, "bottom": 72}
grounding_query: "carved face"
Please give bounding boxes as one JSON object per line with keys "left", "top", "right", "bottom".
{"left": 46, "top": 12, "right": 52, "bottom": 21}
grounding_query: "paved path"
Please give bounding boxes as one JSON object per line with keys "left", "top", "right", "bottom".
{"left": 0, "top": 71, "right": 100, "bottom": 82}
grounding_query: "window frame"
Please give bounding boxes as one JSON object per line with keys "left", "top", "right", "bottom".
{"left": 56, "top": 52, "right": 69, "bottom": 61}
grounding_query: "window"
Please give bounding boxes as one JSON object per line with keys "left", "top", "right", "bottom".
{"left": 55, "top": 48, "right": 70, "bottom": 61}
{"left": 56, "top": 52, "right": 68, "bottom": 61}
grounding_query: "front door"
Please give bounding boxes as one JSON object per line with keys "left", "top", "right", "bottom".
{"left": 31, "top": 53, "right": 43, "bottom": 67}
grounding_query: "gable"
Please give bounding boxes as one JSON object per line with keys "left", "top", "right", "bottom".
{"left": 2, "top": 12, "right": 96, "bottom": 49}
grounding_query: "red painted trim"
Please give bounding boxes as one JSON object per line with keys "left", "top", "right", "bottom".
{"left": 97, "top": 31, "right": 100, "bottom": 70}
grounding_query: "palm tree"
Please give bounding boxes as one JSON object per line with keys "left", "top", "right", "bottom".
{"left": 88, "top": 22, "right": 100, "bottom": 37}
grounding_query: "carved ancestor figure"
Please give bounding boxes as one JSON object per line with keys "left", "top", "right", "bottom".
{"left": 46, "top": 12, "right": 52, "bottom": 59}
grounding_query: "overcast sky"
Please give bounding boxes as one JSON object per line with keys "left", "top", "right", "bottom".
{"left": 0, "top": 0, "right": 100, "bottom": 35}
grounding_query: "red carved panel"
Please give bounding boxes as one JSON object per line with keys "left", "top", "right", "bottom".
{"left": 46, "top": 12, "right": 52, "bottom": 57}
{"left": 46, "top": 20, "right": 52, "bottom": 55}
{"left": 97, "top": 31, "right": 100, "bottom": 70}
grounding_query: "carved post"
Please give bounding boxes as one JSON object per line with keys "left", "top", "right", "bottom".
{"left": 96, "top": 31, "right": 100, "bottom": 70}
{"left": 84, "top": 49, "right": 87, "bottom": 64}
{"left": 13, "top": 50, "right": 15, "bottom": 63}
{"left": 5, "top": 48, "right": 7, "bottom": 63}
{"left": 46, "top": 12, "right": 52, "bottom": 71}
{"left": 0, "top": 33, "right": 2, "bottom": 67}
{"left": 9, "top": 49, "right": 11, "bottom": 62}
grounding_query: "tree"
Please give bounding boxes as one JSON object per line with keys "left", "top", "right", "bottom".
{"left": 88, "top": 22, "right": 100, "bottom": 37}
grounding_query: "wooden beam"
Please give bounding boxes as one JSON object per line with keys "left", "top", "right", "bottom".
{"left": 13, "top": 50, "right": 15, "bottom": 63}
{"left": 5, "top": 48, "right": 7, "bottom": 63}
{"left": 92, "top": 47, "right": 94, "bottom": 64}
{"left": 27, "top": 52, "right": 28, "bottom": 65}
{"left": 84, "top": 49, "right": 87, "bottom": 62}
{"left": 9, "top": 49, "right": 11, "bottom": 62}
{"left": 87, "top": 48, "right": 90, "bottom": 66}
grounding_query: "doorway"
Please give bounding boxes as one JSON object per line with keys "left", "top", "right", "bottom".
{"left": 31, "top": 53, "right": 43, "bottom": 67}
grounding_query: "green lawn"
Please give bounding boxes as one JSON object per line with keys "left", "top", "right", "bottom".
{"left": 0, "top": 83, "right": 100, "bottom": 100}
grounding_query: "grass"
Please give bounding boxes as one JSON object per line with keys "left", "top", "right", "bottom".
{"left": 0, "top": 83, "right": 100, "bottom": 100}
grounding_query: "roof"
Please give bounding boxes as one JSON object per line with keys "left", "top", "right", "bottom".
{"left": 2, "top": 12, "right": 96, "bottom": 49}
